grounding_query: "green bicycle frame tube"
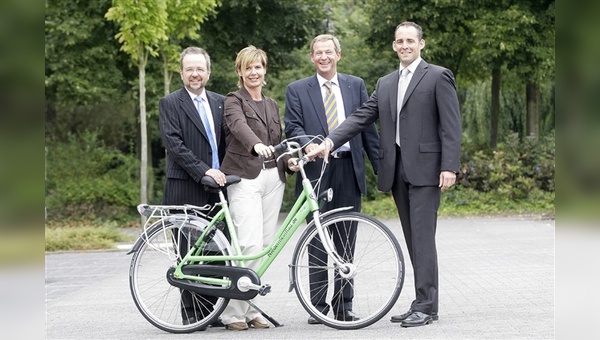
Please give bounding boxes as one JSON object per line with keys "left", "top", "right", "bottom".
{"left": 173, "top": 177, "right": 320, "bottom": 284}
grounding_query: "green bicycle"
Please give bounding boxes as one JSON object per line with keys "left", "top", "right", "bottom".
{"left": 127, "top": 137, "right": 405, "bottom": 333}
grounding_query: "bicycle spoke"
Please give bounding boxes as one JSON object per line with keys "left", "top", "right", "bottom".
{"left": 292, "top": 212, "right": 404, "bottom": 330}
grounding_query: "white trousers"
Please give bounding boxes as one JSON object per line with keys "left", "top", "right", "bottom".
{"left": 220, "top": 168, "right": 285, "bottom": 324}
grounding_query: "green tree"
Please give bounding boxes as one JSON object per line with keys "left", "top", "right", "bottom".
{"left": 508, "top": 1, "right": 554, "bottom": 140}
{"left": 362, "top": 0, "right": 554, "bottom": 148}
{"left": 195, "top": 0, "right": 326, "bottom": 96}
{"left": 105, "top": 0, "right": 169, "bottom": 211}
{"left": 45, "top": 0, "right": 135, "bottom": 148}
{"left": 471, "top": 0, "right": 554, "bottom": 145}
{"left": 159, "top": 0, "right": 220, "bottom": 96}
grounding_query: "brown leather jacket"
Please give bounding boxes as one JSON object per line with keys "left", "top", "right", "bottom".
{"left": 220, "top": 87, "right": 289, "bottom": 182}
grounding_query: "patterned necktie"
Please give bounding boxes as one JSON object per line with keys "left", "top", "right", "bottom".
{"left": 323, "top": 81, "right": 338, "bottom": 132}
{"left": 194, "top": 96, "right": 220, "bottom": 169}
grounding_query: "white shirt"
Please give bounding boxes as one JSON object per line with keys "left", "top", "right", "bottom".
{"left": 316, "top": 73, "right": 350, "bottom": 151}
{"left": 396, "top": 57, "right": 422, "bottom": 146}
{"left": 185, "top": 88, "right": 217, "bottom": 142}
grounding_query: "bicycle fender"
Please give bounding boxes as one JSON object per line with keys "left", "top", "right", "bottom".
{"left": 305, "top": 207, "right": 354, "bottom": 228}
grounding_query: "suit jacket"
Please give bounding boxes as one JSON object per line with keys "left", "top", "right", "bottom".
{"left": 159, "top": 87, "right": 226, "bottom": 205}
{"left": 220, "top": 87, "right": 287, "bottom": 182}
{"left": 284, "top": 73, "right": 379, "bottom": 196}
{"left": 328, "top": 60, "right": 462, "bottom": 191}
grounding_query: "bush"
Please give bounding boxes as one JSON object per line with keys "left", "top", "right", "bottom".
{"left": 45, "top": 131, "right": 140, "bottom": 221}
{"left": 459, "top": 132, "right": 555, "bottom": 198}
{"left": 361, "top": 132, "right": 555, "bottom": 217}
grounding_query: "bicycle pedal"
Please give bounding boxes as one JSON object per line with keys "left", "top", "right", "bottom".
{"left": 258, "top": 284, "right": 271, "bottom": 296}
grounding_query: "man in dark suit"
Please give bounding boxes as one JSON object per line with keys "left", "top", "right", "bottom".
{"left": 307, "top": 22, "right": 462, "bottom": 327}
{"left": 284, "top": 34, "right": 379, "bottom": 324}
{"left": 158, "top": 46, "right": 228, "bottom": 328}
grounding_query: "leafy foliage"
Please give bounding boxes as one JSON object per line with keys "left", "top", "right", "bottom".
{"left": 44, "top": 0, "right": 555, "bottom": 231}
{"left": 45, "top": 0, "right": 131, "bottom": 109}
{"left": 194, "top": 0, "right": 326, "bottom": 95}
{"left": 363, "top": 132, "right": 555, "bottom": 218}
{"left": 105, "top": 0, "right": 169, "bottom": 61}
{"left": 45, "top": 132, "right": 140, "bottom": 221}
{"left": 459, "top": 132, "right": 555, "bottom": 197}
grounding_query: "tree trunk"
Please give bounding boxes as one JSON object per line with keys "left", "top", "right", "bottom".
{"left": 162, "top": 54, "right": 170, "bottom": 175}
{"left": 163, "top": 54, "right": 170, "bottom": 96}
{"left": 526, "top": 81, "right": 540, "bottom": 140}
{"left": 490, "top": 67, "right": 501, "bottom": 148}
{"left": 139, "top": 56, "right": 148, "bottom": 224}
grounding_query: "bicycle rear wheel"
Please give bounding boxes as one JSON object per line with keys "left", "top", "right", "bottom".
{"left": 291, "top": 211, "right": 404, "bottom": 329}
{"left": 129, "top": 219, "right": 232, "bottom": 333}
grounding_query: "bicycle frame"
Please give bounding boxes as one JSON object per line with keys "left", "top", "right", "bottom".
{"left": 168, "top": 139, "right": 346, "bottom": 288}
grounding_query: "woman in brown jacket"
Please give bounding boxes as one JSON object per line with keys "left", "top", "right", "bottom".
{"left": 219, "top": 45, "right": 293, "bottom": 330}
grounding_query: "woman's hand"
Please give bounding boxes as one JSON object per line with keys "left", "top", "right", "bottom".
{"left": 254, "top": 143, "right": 274, "bottom": 158}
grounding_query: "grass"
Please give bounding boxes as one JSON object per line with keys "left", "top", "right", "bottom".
{"left": 362, "top": 188, "right": 554, "bottom": 218}
{"left": 45, "top": 219, "right": 135, "bottom": 252}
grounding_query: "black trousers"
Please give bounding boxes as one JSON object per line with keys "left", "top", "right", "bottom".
{"left": 171, "top": 201, "right": 229, "bottom": 322}
{"left": 307, "top": 157, "right": 361, "bottom": 315}
{"left": 392, "top": 147, "right": 440, "bottom": 315}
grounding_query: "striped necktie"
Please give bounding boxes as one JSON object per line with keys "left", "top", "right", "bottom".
{"left": 323, "top": 81, "right": 338, "bottom": 132}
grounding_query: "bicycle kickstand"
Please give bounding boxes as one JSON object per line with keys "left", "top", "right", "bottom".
{"left": 247, "top": 300, "right": 284, "bottom": 327}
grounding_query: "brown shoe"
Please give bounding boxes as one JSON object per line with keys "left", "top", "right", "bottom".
{"left": 248, "top": 316, "right": 270, "bottom": 329}
{"left": 225, "top": 321, "right": 249, "bottom": 330}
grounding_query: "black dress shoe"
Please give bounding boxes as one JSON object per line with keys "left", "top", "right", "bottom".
{"left": 391, "top": 310, "right": 439, "bottom": 322}
{"left": 335, "top": 310, "right": 360, "bottom": 321}
{"left": 307, "top": 316, "right": 321, "bottom": 324}
{"left": 210, "top": 318, "right": 225, "bottom": 328}
{"left": 401, "top": 311, "right": 433, "bottom": 327}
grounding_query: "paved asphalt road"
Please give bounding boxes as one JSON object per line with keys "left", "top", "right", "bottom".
{"left": 45, "top": 215, "right": 555, "bottom": 339}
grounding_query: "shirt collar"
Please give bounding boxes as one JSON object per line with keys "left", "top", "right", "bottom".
{"left": 317, "top": 73, "right": 339, "bottom": 88}
{"left": 399, "top": 57, "right": 422, "bottom": 75}
{"left": 185, "top": 87, "right": 208, "bottom": 103}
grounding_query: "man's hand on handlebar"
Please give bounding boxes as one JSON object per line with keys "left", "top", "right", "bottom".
{"left": 287, "top": 158, "right": 300, "bottom": 172}
{"left": 304, "top": 138, "right": 333, "bottom": 163}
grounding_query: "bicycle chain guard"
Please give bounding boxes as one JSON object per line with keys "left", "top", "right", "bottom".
{"left": 166, "top": 265, "right": 261, "bottom": 300}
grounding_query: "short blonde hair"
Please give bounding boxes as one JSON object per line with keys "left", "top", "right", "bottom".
{"left": 235, "top": 45, "right": 268, "bottom": 88}
{"left": 310, "top": 34, "right": 341, "bottom": 54}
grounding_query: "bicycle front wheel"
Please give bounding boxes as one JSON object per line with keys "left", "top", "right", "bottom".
{"left": 291, "top": 211, "right": 404, "bottom": 330}
{"left": 129, "top": 219, "right": 232, "bottom": 333}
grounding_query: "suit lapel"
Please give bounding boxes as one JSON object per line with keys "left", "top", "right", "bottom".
{"left": 206, "top": 91, "right": 223, "bottom": 144}
{"left": 338, "top": 74, "right": 353, "bottom": 119}
{"left": 386, "top": 71, "right": 400, "bottom": 123}
{"left": 402, "top": 60, "right": 428, "bottom": 107}
{"left": 307, "top": 75, "right": 328, "bottom": 133}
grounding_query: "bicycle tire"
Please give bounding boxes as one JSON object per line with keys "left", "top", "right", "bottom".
{"left": 290, "top": 211, "right": 404, "bottom": 330}
{"left": 129, "top": 218, "right": 232, "bottom": 333}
